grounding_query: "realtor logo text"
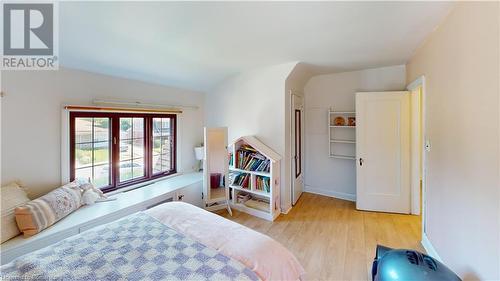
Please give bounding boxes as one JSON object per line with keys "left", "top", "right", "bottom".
{"left": 2, "top": 2, "right": 58, "bottom": 70}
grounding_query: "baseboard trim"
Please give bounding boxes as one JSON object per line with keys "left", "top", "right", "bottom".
{"left": 304, "top": 186, "right": 356, "bottom": 202}
{"left": 421, "top": 233, "right": 443, "bottom": 262}
{"left": 281, "top": 206, "right": 292, "bottom": 214}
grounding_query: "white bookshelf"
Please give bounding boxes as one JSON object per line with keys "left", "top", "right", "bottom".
{"left": 228, "top": 136, "right": 281, "bottom": 221}
{"left": 329, "top": 110, "right": 356, "bottom": 160}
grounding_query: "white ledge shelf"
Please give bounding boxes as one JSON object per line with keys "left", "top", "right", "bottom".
{"left": 329, "top": 111, "right": 355, "bottom": 114}
{"left": 330, "top": 139, "right": 356, "bottom": 144}
{"left": 329, "top": 155, "right": 356, "bottom": 160}
{"left": 229, "top": 167, "right": 270, "bottom": 177}
{"left": 230, "top": 185, "right": 270, "bottom": 198}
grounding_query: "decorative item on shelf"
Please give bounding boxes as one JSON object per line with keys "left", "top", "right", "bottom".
{"left": 348, "top": 117, "right": 356, "bottom": 127}
{"left": 333, "top": 116, "right": 346, "bottom": 126}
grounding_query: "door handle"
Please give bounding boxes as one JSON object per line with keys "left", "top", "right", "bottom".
{"left": 359, "top": 158, "right": 364, "bottom": 166}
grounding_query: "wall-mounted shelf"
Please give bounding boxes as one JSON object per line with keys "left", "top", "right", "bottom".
{"left": 329, "top": 110, "right": 356, "bottom": 159}
{"left": 330, "top": 139, "right": 356, "bottom": 144}
{"left": 329, "top": 155, "right": 356, "bottom": 160}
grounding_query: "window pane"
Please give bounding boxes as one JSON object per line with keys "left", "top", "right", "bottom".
{"left": 132, "top": 118, "right": 144, "bottom": 138}
{"left": 74, "top": 117, "right": 111, "bottom": 188}
{"left": 75, "top": 118, "right": 92, "bottom": 143}
{"left": 152, "top": 117, "right": 173, "bottom": 174}
{"left": 119, "top": 160, "right": 133, "bottom": 182}
{"left": 153, "top": 118, "right": 162, "bottom": 136}
{"left": 120, "top": 118, "right": 132, "bottom": 140}
{"left": 75, "top": 167, "right": 92, "bottom": 182}
{"left": 153, "top": 154, "right": 162, "bottom": 174}
{"left": 93, "top": 118, "right": 109, "bottom": 142}
{"left": 93, "top": 164, "right": 109, "bottom": 188}
{"left": 133, "top": 138, "right": 144, "bottom": 158}
{"left": 161, "top": 154, "right": 171, "bottom": 171}
{"left": 153, "top": 137, "right": 162, "bottom": 155}
{"left": 119, "top": 117, "right": 145, "bottom": 183}
{"left": 75, "top": 143, "right": 92, "bottom": 168}
{"left": 133, "top": 158, "right": 144, "bottom": 178}
{"left": 93, "top": 142, "right": 109, "bottom": 166}
{"left": 120, "top": 140, "right": 132, "bottom": 161}
{"left": 160, "top": 119, "right": 170, "bottom": 136}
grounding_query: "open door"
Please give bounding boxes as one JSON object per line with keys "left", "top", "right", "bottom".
{"left": 356, "top": 92, "right": 411, "bottom": 214}
{"left": 203, "top": 127, "right": 231, "bottom": 214}
{"left": 291, "top": 94, "right": 304, "bottom": 205}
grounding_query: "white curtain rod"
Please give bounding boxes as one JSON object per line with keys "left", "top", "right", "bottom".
{"left": 92, "top": 99, "right": 199, "bottom": 110}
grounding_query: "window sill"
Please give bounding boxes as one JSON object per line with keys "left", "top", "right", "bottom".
{"left": 105, "top": 172, "right": 181, "bottom": 196}
{"left": 0, "top": 172, "right": 202, "bottom": 265}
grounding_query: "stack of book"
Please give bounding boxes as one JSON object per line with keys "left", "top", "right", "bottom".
{"left": 244, "top": 197, "right": 270, "bottom": 212}
{"left": 236, "top": 193, "right": 251, "bottom": 203}
{"left": 232, "top": 173, "right": 250, "bottom": 188}
{"left": 236, "top": 144, "right": 271, "bottom": 172}
{"left": 255, "top": 176, "right": 270, "bottom": 193}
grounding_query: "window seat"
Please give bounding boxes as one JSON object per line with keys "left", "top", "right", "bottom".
{"left": 0, "top": 172, "right": 202, "bottom": 265}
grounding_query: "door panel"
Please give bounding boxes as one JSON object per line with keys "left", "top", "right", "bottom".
{"left": 356, "top": 92, "right": 410, "bottom": 214}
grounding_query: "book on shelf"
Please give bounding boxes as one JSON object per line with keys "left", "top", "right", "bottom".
{"left": 255, "top": 176, "right": 270, "bottom": 193}
{"left": 236, "top": 144, "right": 270, "bottom": 173}
{"left": 231, "top": 172, "right": 250, "bottom": 189}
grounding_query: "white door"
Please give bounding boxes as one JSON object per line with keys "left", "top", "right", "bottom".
{"left": 356, "top": 92, "right": 411, "bottom": 214}
{"left": 291, "top": 94, "right": 304, "bottom": 205}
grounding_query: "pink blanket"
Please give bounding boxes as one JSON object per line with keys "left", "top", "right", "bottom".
{"left": 146, "top": 202, "right": 305, "bottom": 281}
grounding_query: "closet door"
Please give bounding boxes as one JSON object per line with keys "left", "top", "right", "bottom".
{"left": 356, "top": 92, "right": 410, "bottom": 214}
{"left": 203, "top": 127, "right": 229, "bottom": 205}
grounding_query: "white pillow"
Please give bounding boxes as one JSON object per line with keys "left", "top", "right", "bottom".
{"left": 1, "top": 182, "right": 30, "bottom": 243}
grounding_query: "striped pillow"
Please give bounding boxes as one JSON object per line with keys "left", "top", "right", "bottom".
{"left": 15, "top": 182, "right": 83, "bottom": 237}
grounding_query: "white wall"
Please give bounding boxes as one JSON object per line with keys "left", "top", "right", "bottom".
{"left": 206, "top": 62, "right": 297, "bottom": 211}
{"left": 407, "top": 2, "right": 499, "bottom": 279}
{"left": 304, "top": 65, "right": 406, "bottom": 200}
{"left": 1, "top": 68, "right": 205, "bottom": 199}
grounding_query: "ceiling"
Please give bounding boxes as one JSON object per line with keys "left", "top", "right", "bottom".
{"left": 59, "top": 1, "right": 453, "bottom": 92}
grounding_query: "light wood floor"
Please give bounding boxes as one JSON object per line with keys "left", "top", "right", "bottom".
{"left": 216, "top": 192, "right": 422, "bottom": 281}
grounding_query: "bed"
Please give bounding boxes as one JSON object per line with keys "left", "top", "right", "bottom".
{"left": 1, "top": 202, "right": 305, "bottom": 280}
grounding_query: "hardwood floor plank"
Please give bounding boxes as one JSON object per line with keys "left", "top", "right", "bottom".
{"left": 216, "top": 192, "right": 421, "bottom": 281}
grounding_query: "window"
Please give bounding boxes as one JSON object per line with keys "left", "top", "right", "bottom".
{"left": 70, "top": 112, "right": 176, "bottom": 192}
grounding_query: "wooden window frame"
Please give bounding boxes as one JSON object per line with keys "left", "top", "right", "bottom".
{"left": 70, "top": 111, "right": 177, "bottom": 193}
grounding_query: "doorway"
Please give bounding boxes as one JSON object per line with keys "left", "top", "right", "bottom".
{"left": 407, "top": 76, "right": 427, "bottom": 235}
{"left": 291, "top": 93, "right": 304, "bottom": 205}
